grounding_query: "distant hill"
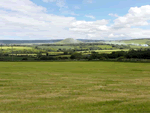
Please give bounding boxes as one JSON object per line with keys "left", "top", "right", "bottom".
{"left": 78, "top": 39, "right": 104, "bottom": 43}
{"left": 102, "top": 38, "right": 150, "bottom": 46}
{"left": 120, "top": 38, "right": 150, "bottom": 44}
{"left": 0, "top": 38, "right": 150, "bottom": 45}
{"left": 0, "top": 40, "right": 62, "bottom": 45}
{"left": 56, "top": 38, "right": 82, "bottom": 44}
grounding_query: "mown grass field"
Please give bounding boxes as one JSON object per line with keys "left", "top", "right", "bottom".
{"left": 1, "top": 46, "right": 33, "bottom": 50}
{"left": 38, "top": 46, "right": 75, "bottom": 50}
{"left": 94, "top": 49, "right": 129, "bottom": 54}
{"left": 80, "top": 49, "right": 129, "bottom": 55}
{"left": 0, "top": 62, "right": 150, "bottom": 113}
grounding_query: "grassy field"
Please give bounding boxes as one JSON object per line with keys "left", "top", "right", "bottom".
{"left": 94, "top": 49, "right": 129, "bottom": 54}
{"left": 38, "top": 46, "right": 75, "bottom": 50}
{"left": 80, "top": 49, "right": 129, "bottom": 55}
{"left": 0, "top": 56, "right": 35, "bottom": 61}
{"left": 1, "top": 46, "right": 33, "bottom": 50}
{"left": 97, "top": 45, "right": 113, "bottom": 49}
{"left": 129, "top": 45, "right": 150, "bottom": 49}
{"left": 0, "top": 62, "right": 150, "bottom": 113}
{"left": 122, "top": 39, "right": 150, "bottom": 44}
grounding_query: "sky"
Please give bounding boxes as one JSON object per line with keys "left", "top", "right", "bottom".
{"left": 0, "top": 0, "right": 150, "bottom": 40}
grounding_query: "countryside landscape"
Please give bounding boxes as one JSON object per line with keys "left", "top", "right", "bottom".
{"left": 0, "top": 38, "right": 150, "bottom": 112}
{"left": 1, "top": 0, "right": 150, "bottom": 112}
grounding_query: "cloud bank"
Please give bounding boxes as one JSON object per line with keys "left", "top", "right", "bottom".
{"left": 0, "top": 0, "right": 150, "bottom": 40}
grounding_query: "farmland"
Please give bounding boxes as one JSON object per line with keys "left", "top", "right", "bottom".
{"left": 1, "top": 46, "right": 33, "bottom": 50}
{"left": 0, "top": 39, "right": 150, "bottom": 61}
{"left": 122, "top": 39, "right": 150, "bottom": 44}
{"left": 0, "top": 62, "right": 150, "bottom": 112}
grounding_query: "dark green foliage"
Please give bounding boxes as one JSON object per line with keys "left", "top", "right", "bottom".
{"left": 64, "top": 51, "right": 68, "bottom": 55}
{"left": 46, "top": 52, "right": 49, "bottom": 56}
{"left": 108, "top": 51, "right": 127, "bottom": 59}
{"left": 39, "top": 56, "right": 58, "bottom": 60}
{"left": 117, "top": 56, "right": 126, "bottom": 61}
{"left": 88, "top": 49, "right": 150, "bottom": 60}
{"left": 70, "top": 52, "right": 82, "bottom": 59}
{"left": 58, "top": 57, "right": 69, "bottom": 60}
{"left": 22, "top": 58, "right": 28, "bottom": 60}
{"left": 126, "top": 49, "right": 150, "bottom": 59}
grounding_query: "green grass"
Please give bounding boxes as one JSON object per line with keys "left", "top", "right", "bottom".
{"left": 1, "top": 46, "right": 33, "bottom": 50}
{"left": 95, "top": 49, "right": 129, "bottom": 53}
{"left": 80, "top": 49, "right": 129, "bottom": 55}
{"left": 48, "top": 52, "right": 64, "bottom": 55}
{"left": 56, "top": 38, "right": 82, "bottom": 44}
{"left": 0, "top": 62, "right": 150, "bottom": 113}
{"left": 38, "top": 46, "right": 74, "bottom": 50}
{"left": 122, "top": 39, "right": 150, "bottom": 44}
{"left": 97, "top": 45, "right": 113, "bottom": 49}
{"left": 0, "top": 56, "right": 35, "bottom": 61}
{"left": 130, "top": 45, "right": 150, "bottom": 49}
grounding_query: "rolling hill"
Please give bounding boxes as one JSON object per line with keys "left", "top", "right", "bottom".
{"left": 56, "top": 38, "right": 82, "bottom": 44}
{"left": 121, "top": 39, "right": 150, "bottom": 44}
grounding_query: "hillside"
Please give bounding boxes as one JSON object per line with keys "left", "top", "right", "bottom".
{"left": 103, "top": 38, "right": 150, "bottom": 46}
{"left": 0, "top": 40, "right": 62, "bottom": 45}
{"left": 56, "top": 38, "right": 82, "bottom": 44}
{"left": 121, "top": 39, "right": 150, "bottom": 44}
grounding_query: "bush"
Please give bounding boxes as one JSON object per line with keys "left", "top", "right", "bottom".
{"left": 39, "top": 56, "right": 58, "bottom": 60}
{"left": 99, "top": 57, "right": 106, "bottom": 60}
{"left": 117, "top": 56, "right": 126, "bottom": 61}
{"left": 64, "top": 51, "right": 68, "bottom": 55}
{"left": 22, "top": 58, "right": 28, "bottom": 60}
{"left": 70, "top": 53, "right": 82, "bottom": 60}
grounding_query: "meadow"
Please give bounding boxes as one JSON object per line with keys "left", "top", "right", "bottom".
{"left": 1, "top": 46, "right": 33, "bottom": 50}
{"left": 0, "top": 62, "right": 150, "bottom": 113}
{"left": 122, "top": 39, "right": 150, "bottom": 44}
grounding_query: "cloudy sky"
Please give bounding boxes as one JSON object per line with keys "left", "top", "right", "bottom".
{"left": 0, "top": 0, "right": 150, "bottom": 40}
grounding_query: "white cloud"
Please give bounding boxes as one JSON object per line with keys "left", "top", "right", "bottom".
{"left": 86, "top": 0, "right": 93, "bottom": 3}
{"left": 108, "top": 13, "right": 119, "bottom": 17}
{"left": 69, "top": 4, "right": 150, "bottom": 39}
{"left": 113, "top": 5, "right": 150, "bottom": 29}
{"left": 0, "top": 1, "right": 150, "bottom": 40}
{"left": 85, "top": 15, "right": 95, "bottom": 19}
{"left": 43, "top": 0, "right": 67, "bottom": 8}
{"left": 108, "top": 33, "right": 125, "bottom": 38}
{"left": 0, "top": 0, "right": 84, "bottom": 39}
{"left": 74, "top": 6, "right": 80, "bottom": 9}
{"left": 59, "top": 8, "right": 79, "bottom": 16}
{"left": 43, "top": 0, "right": 79, "bottom": 16}
{"left": 69, "top": 20, "right": 110, "bottom": 38}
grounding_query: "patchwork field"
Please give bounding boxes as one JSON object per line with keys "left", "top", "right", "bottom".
{"left": 0, "top": 62, "right": 150, "bottom": 113}
{"left": 122, "top": 39, "right": 150, "bottom": 44}
{"left": 1, "top": 46, "right": 33, "bottom": 50}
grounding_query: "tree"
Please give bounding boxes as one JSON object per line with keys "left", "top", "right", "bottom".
{"left": 70, "top": 53, "right": 82, "bottom": 60}
{"left": 64, "top": 51, "right": 68, "bottom": 55}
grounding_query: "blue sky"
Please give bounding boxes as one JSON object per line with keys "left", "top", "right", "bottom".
{"left": 0, "top": 0, "right": 150, "bottom": 40}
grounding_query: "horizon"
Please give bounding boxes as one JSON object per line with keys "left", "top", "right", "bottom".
{"left": 1, "top": 0, "right": 150, "bottom": 40}
{"left": 0, "top": 38, "right": 150, "bottom": 41}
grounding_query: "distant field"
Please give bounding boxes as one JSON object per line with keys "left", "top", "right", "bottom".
{"left": 38, "top": 46, "right": 74, "bottom": 50}
{"left": 0, "top": 62, "right": 150, "bottom": 113}
{"left": 122, "top": 39, "right": 150, "bottom": 44}
{"left": 48, "top": 52, "right": 64, "bottom": 55}
{"left": 130, "top": 45, "right": 150, "bottom": 49}
{"left": 1, "top": 46, "right": 33, "bottom": 50}
{"left": 94, "top": 49, "right": 129, "bottom": 54}
{"left": 97, "top": 45, "right": 112, "bottom": 49}
{"left": 80, "top": 49, "right": 129, "bottom": 54}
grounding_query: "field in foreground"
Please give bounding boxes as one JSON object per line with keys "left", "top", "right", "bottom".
{"left": 0, "top": 62, "right": 150, "bottom": 113}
